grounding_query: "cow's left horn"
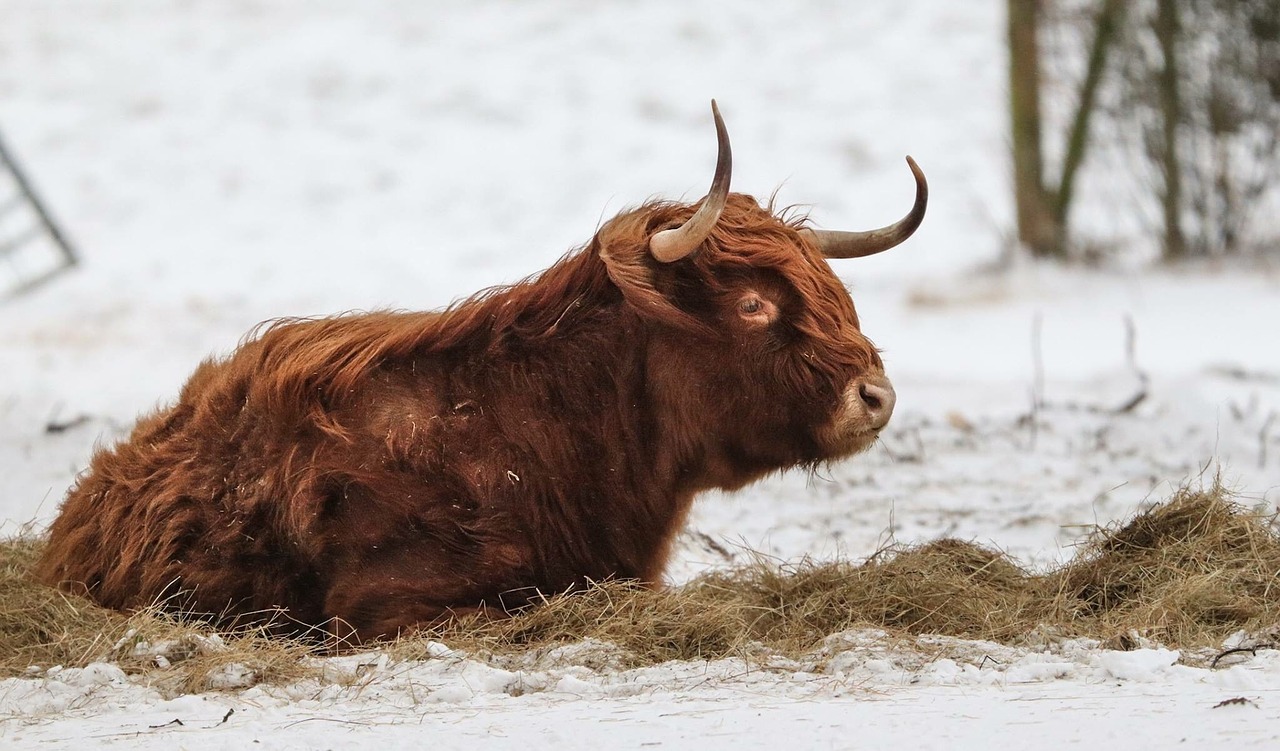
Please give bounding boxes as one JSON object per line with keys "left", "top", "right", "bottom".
{"left": 649, "top": 100, "right": 733, "bottom": 264}
{"left": 804, "top": 156, "right": 928, "bottom": 259}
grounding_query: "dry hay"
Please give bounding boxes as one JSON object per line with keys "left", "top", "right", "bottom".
{"left": 0, "top": 534, "right": 313, "bottom": 694}
{"left": 3, "top": 482, "right": 1279, "bottom": 689}
{"left": 1052, "top": 483, "right": 1280, "bottom": 645}
{"left": 421, "top": 484, "right": 1279, "bottom": 663}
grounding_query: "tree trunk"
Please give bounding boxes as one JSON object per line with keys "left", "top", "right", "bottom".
{"left": 1155, "top": 0, "right": 1187, "bottom": 259}
{"left": 1008, "top": 0, "right": 1061, "bottom": 256}
{"left": 1055, "top": 0, "right": 1124, "bottom": 230}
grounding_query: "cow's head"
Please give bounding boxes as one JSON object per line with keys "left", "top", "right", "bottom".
{"left": 594, "top": 101, "right": 926, "bottom": 486}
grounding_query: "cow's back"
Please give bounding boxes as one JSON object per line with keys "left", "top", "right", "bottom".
{"left": 35, "top": 349, "right": 331, "bottom": 630}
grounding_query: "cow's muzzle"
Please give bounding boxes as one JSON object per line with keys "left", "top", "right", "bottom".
{"left": 819, "top": 373, "right": 896, "bottom": 457}
{"left": 854, "top": 374, "right": 896, "bottom": 431}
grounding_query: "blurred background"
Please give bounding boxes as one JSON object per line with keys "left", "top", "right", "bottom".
{"left": 1, "top": 1, "right": 1277, "bottom": 561}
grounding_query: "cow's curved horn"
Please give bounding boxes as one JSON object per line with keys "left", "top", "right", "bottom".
{"left": 804, "top": 156, "right": 928, "bottom": 259}
{"left": 649, "top": 100, "right": 733, "bottom": 264}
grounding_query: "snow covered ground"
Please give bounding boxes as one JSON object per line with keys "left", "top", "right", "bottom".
{"left": 2, "top": 1, "right": 1279, "bottom": 747}
{"left": 5, "top": 641, "right": 1280, "bottom": 749}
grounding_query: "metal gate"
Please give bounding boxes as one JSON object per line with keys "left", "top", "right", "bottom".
{"left": 0, "top": 129, "right": 78, "bottom": 299}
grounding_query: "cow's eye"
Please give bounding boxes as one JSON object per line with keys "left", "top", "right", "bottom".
{"left": 739, "top": 298, "right": 763, "bottom": 314}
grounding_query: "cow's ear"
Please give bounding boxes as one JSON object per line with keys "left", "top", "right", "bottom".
{"left": 596, "top": 222, "right": 709, "bottom": 335}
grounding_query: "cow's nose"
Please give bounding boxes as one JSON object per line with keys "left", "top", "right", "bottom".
{"left": 857, "top": 376, "right": 896, "bottom": 430}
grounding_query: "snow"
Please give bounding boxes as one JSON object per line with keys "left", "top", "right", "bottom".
{"left": 6, "top": 643, "right": 1280, "bottom": 748}
{"left": 2, "top": 0, "right": 1279, "bottom": 747}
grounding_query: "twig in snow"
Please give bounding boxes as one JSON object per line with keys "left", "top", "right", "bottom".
{"left": 283, "top": 717, "right": 376, "bottom": 729}
{"left": 1113, "top": 314, "right": 1149, "bottom": 415}
{"left": 1210, "top": 643, "right": 1275, "bottom": 669}
{"left": 45, "top": 411, "right": 92, "bottom": 434}
{"left": 1261, "top": 412, "right": 1277, "bottom": 469}
{"left": 1027, "top": 312, "right": 1044, "bottom": 450}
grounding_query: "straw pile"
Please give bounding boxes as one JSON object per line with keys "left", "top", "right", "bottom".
{"left": 3, "top": 483, "right": 1277, "bottom": 689}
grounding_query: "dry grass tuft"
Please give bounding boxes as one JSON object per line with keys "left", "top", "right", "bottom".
{"left": 0, "top": 534, "right": 314, "bottom": 694}
{"left": 409, "top": 483, "right": 1280, "bottom": 661}
{"left": 3, "top": 482, "right": 1278, "bottom": 690}
{"left": 395, "top": 580, "right": 759, "bottom": 667}
{"left": 1050, "top": 484, "right": 1280, "bottom": 645}
{"left": 0, "top": 535, "right": 126, "bottom": 673}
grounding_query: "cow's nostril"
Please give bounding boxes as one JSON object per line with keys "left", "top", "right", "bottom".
{"left": 856, "top": 378, "right": 896, "bottom": 429}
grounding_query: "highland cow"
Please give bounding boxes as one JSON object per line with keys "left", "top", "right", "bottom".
{"left": 37, "top": 102, "right": 927, "bottom": 642}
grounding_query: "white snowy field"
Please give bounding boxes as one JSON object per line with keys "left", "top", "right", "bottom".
{"left": 2, "top": 1, "right": 1280, "bottom": 747}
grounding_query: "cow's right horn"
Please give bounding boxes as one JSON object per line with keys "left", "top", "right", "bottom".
{"left": 649, "top": 100, "right": 733, "bottom": 264}
{"left": 804, "top": 156, "right": 928, "bottom": 259}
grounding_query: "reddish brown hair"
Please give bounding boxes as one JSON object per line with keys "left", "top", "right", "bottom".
{"left": 39, "top": 166, "right": 913, "bottom": 642}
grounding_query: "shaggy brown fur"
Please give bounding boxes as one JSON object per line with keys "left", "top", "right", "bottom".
{"left": 37, "top": 191, "right": 898, "bottom": 642}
